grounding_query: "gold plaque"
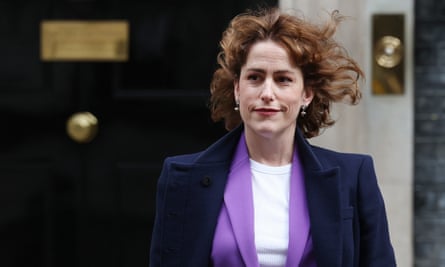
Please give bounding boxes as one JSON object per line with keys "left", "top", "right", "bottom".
{"left": 41, "top": 20, "right": 128, "bottom": 61}
{"left": 372, "top": 14, "right": 404, "bottom": 95}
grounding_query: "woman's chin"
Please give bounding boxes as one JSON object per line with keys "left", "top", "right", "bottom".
{"left": 247, "top": 125, "right": 281, "bottom": 139}
{"left": 245, "top": 122, "right": 296, "bottom": 140}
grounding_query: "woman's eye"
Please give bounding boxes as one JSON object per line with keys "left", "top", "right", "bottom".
{"left": 247, "top": 74, "right": 259, "bottom": 81}
{"left": 277, "top": 76, "right": 292, "bottom": 83}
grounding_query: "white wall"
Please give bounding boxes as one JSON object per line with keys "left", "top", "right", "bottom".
{"left": 279, "top": 0, "right": 414, "bottom": 266}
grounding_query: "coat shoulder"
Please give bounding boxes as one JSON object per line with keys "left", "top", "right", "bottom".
{"left": 310, "top": 145, "right": 373, "bottom": 169}
{"left": 163, "top": 126, "right": 243, "bottom": 168}
{"left": 164, "top": 152, "right": 202, "bottom": 165}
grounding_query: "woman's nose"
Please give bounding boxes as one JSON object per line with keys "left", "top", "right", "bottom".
{"left": 260, "top": 80, "right": 275, "bottom": 102}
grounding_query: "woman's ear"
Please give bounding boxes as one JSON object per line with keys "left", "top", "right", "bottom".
{"left": 303, "top": 88, "right": 314, "bottom": 106}
{"left": 233, "top": 79, "right": 240, "bottom": 101}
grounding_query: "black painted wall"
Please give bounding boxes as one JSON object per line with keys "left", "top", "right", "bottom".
{"left": 414, "top": 0, "right": 445, "bottom": 266}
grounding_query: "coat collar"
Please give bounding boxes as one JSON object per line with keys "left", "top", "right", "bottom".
{"left": 193, "top": 124, "right": 323, "bottom": 170}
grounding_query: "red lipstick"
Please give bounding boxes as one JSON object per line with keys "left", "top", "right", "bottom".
{"left": 254, "top": 107, "right": 281, "bottom": 116}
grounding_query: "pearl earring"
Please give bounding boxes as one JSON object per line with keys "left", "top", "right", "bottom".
{"left": 234, "top": 100, "right": 240, "bottom": 111}
{"left": 300, "top": 105, "right": 307, "bottom": 117}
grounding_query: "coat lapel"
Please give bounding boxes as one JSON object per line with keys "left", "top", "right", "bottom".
{"left": 304, "top": 168, "right": 342, "bottom": 267}
{"left": 169, "top": 127, "right": 242, "bottom": 267}
{"left": 223, "top": 134, "right": 259, "bottom": 266}
{"left": 295, "top": 130, "right": 342, "bottom": 267}
{"left": 286, "top": 147, "right": 311, "bottom": 267}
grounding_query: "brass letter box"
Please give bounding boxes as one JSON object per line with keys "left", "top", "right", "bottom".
{"left": 41, "top": 20, "right": 129, "bottom": 61}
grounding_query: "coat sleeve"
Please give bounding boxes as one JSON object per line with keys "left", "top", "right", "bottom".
{"left": 357, "top": 156, "right": 397, "bottom": 266}
{"left": 149, "top": 158, "right": 171, "bottom": 267}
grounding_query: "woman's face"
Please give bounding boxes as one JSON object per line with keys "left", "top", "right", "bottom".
{"left": 234, "top": 40, "right": 313, "bottom": 139}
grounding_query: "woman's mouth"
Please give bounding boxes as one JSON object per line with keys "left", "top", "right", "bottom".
{"left": 253, "top": 107, "right": 282, "bottom": 116}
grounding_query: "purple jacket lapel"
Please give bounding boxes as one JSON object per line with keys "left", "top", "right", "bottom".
{"left": 224, "top": 134, "right": 260, "bottom": 266}
{"left": 286, "top": 148, "right": 311, "bottom": 267}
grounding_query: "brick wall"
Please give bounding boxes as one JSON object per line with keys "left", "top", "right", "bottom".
{"left": 414, "top": 0, "right": 445, "bottom": 266}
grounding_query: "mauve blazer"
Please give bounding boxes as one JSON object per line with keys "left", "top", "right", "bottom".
{"left": 149, "top": 125, "right": 396, "bottom": 267}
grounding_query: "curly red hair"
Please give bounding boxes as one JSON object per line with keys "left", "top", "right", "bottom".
{"left": 209, "top": 7, "right": 363, "bottom": 138}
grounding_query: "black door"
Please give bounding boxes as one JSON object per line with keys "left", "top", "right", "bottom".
{"left": 0, "top": 1, "right": 276, "bottom": 266}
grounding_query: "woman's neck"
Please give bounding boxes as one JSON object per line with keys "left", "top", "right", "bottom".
{"left": 244, "top": 127, "right": 295, "bottom": 166}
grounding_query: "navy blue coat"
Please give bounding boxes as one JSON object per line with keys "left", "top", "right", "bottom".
{"left": 149, "top": 125, "right": 396, "bottom": 267}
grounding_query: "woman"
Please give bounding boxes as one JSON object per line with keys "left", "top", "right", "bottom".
{"left": 150, "top": 7, "right": 396, "bottom": 267}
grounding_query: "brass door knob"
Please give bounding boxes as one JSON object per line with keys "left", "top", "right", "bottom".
{"left": 374, "top": 35, "right": 403, "bottom": 69}
{"left": 66, "top": 112, "right": 98, "bottom": 143}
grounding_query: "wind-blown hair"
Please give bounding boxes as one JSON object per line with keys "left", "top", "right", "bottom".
{"left": 209, "top": 7, "right": 363, "bottom": 138}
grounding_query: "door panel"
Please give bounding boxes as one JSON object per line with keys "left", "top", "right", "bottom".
{"left": 0, "top": 1, "right": 277, "bottom": 266}
{"left": 0, "top": 164, "right": 52, "bottom": 266}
